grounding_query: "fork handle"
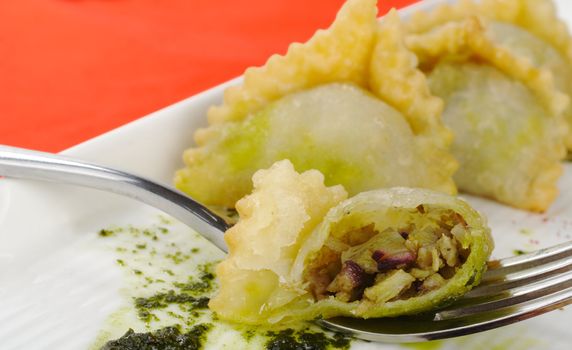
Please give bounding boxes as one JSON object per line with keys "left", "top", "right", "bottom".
{"left": 0, "top": 145, "right": 229, "bottom": 252}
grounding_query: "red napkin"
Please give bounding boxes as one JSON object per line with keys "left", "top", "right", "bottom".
{"left": 0, "top": 0, "right": 417, "bottom": 152}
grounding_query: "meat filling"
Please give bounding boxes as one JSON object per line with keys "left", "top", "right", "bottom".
{"left": 306, "top": 207, "right": 469, "bottom": 303}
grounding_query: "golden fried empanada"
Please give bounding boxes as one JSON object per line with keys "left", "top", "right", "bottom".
{"left": 407, "top": 0, "right": 572, "bottom": 150}
{"left": 209, "top": 160, "right": 493, "bottom": 324}
{"left": 405, "top": 16, "right": 568, "bottom": 211}
{"left": 175, "top": 2, "right": 456, "bottom": 208}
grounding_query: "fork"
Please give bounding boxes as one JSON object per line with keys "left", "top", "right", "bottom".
{"left": 322, "top": 239, "right": 572, "bottom": 342}
{"left": 1, "top": 144, "right": 571, "bottom": 343}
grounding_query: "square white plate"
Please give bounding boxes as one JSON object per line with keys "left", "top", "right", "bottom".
{"left": 2, "top": 1, "right": 572, "bottom": 349}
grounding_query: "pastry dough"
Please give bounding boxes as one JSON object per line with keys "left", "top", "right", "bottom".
{"left": 209, "top": 160, "right": 493, "bottom": 324}
{"left": 405, "top": 16, "right": 568, "bottom": 211}
{"left": 407, "top": 0, "right": 572, "bottom": 150}
{"left": 175, "top": 2, "right": 456, "bottom": 208}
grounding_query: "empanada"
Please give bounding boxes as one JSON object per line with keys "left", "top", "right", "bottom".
{"left": 209, "top": 160, "right": 493, "bottom": 324}
{"left": 407, "top": 0, "right": 572, "bottom": 150}
{"left": 405, "top": 16, "right": 568, "bottom": 211}
{"left": 175, "top": 0, "right": 456, "bottom": 208}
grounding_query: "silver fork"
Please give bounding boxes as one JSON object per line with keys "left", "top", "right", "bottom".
{"left": 1, "top": 145, "right": 572, "bottom": 343}
{"left": 322, "top": 239, "right": 572, "bottom": 342}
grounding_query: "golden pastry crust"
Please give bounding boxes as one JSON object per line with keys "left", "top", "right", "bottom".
{"left": 406, "top": 0, "right": 572, "bottom": 149}
{"left": 372, "top": 11, "right": 446, "bottom": 140}
{"left": 406, "top": 17, "right": 567, "bottom": 211}
{"left": 176, "top": 0, "right": 457, "bottom": 208}
{"left": 406, "top": 18, "right": 568, "bottom": 117}
{"left": 209, "top": 160, "right": 347, "bottom": 324}
{"left": 177, "top": 0, "right": 379, "bottom": 207}
{"left": 407, "top": 0, "right": 572, "bottom": 61}
{"left": 209, "top": 161, "right": 493, "bottom": 325}
{"left": 206, "top": 0, "right": 378, "bottom": 126}
{"left": 371, "top": 11, "right": 457, "bottom": 195}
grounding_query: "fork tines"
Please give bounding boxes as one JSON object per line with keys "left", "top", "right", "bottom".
{"left": 434, "top": 240, "right": 572, "bottom": 322}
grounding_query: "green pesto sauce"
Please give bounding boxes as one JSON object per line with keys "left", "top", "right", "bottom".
{"left": 165, "top": 251, "right": 192, "bottom": 265}
{"left": 99, "top": 229, "right": 115, "bottom": 237}
{"left": 134, "top": 290, "right": 209, "bottom": 322}
{"left": 513, "top": 249, "right": 529, "bottom": 256}
{"left": 101, "top": 324, "right": 212, "bottom": 350}
{"left": 129, "top": 262, "right": 216, "bottom": 324}
{"left": 265, "top": 329, "right": 351, "bottom": 350}
{"left": 94, "top": 218, "right": 544, "bottom": 350}
{"left": 172, "top": 263, "right": 215, "bottom": 294}
{"left": 95, "top": 219, "right": 354, "bottom": 350}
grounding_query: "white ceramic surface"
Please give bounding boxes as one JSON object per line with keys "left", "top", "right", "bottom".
{"left": 2, "top": 0, "right": 572, "bottom": 349}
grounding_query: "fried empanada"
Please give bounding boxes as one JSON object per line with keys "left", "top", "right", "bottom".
{"left": 405, "top": 16, "right": 568, "bottom": 211}
{"left": 407, "top": 0, "right": 572, "bottom": 150}
{"left": 209, "top": 160, "right": 493, "bottom": 324}
{"left": 175, "top": 2, "right": 456, "bottom": 208}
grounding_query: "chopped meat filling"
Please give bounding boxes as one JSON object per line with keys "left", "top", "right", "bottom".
{"left": 305, "top": 208, "right": 469, "bottom": 303}
{"left": 327, "top": 261, "right": 372, "bottom": 302}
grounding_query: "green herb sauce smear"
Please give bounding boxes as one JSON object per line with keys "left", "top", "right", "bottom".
{"left": 101, "top": 324, "right": 212, "bottom": 350}
{"left": 265, "top": 329, "right": 351, "bottom": 350}
{"left": 92, "top": 217, "right": 540, "bottom": 350}
{"left": 92, "top": 217, "right": 352, "bottom": 350}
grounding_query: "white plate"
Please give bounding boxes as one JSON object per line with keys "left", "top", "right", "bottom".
{"left": 2, "top": 1, "right": 572, "bottom": 349}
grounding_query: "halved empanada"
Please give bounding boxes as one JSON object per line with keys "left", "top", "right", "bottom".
{"left": 407, "top": 0, "right": 572, "bottom": 150}
{"left": 175, "top": 1, "right": 456, "bottom": 208}
{"left": 405, "top": 17, "right": 568, "bottom": 211}
{"left": 209, "top": 160, "right": 493, "bottom": 324}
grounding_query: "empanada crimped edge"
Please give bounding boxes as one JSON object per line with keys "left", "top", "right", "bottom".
{"left": 406, "top": 17, "right": 568, "bottom": 211}
{"left": 406, "top": 0, "right": 572, "bottom": 149}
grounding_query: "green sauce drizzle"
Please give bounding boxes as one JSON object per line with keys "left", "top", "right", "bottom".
{"left": 265, "top": 329, "right": 351, "bottom": 350}
{"left": 94, "top": 219, "right": 354, "bottom": 350}
{"left": 134, "top": 290, "right": 209, "bottom": 322}
{"left": 101, "top": 324, "right": 212, "bottom": 350}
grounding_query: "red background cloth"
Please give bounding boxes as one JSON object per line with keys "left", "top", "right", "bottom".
{"left": 0, "top": 0, "right": 417, "bottom": 152}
